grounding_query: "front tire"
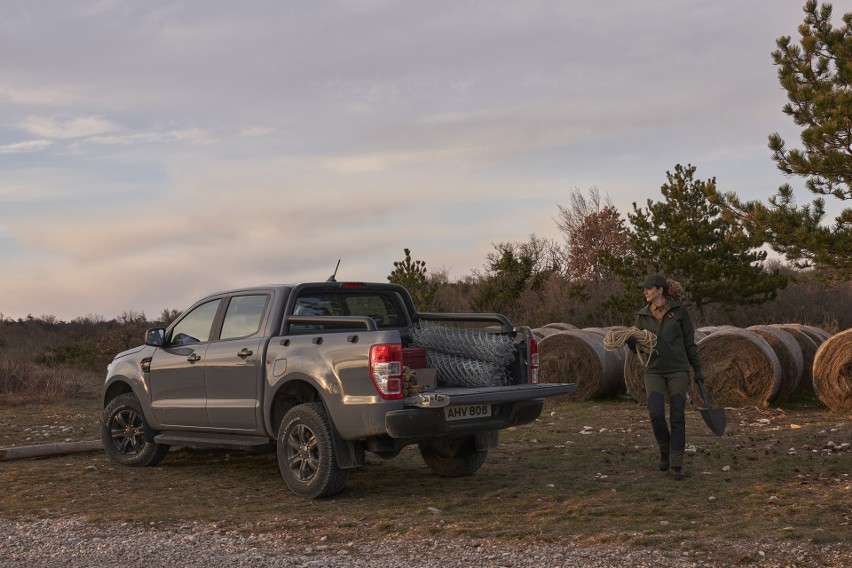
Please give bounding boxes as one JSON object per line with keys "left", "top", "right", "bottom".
{"left": 101, "top": 393, "right": 169, "bottom": 467}
{"left": 277, "top": 402, "right": 349, "bottom": 499}
{"left": 419, "top": 436, "right": 488, "bottom": 477}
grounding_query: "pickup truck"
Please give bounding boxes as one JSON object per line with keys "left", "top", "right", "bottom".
{"left": 101, "top": 281, "right": 575, "bottom": 498}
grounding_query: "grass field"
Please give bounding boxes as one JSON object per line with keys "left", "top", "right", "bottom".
{"left": 1, "top": 394, "right": 850, "bottom": 565}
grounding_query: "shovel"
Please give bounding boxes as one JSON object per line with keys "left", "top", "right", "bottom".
{"left": 697, "top": 380, "right": 726, "bottom": 436}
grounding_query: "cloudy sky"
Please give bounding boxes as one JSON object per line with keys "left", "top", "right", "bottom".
{"left": 0, "top": 0, "right": 842, "bottom": 321}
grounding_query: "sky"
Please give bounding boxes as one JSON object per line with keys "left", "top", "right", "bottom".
{"left": 1, "top": 0, "right": 847, "bottom": 321}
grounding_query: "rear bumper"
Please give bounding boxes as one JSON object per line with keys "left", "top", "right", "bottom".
{"left": 384, "top": 398, "right": 545, "bottom": 439}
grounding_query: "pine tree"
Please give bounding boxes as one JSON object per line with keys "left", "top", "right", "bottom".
{"left": 387, "top": 248, "right": 436, "bottom": 312}
{"left": 723, "top": 1, "right": 851, "bottom": 283}
{"left": 625, "top": 164, "right": 787, "bottom": 318}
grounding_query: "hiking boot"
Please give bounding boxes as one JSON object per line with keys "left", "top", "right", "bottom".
{"left": 658, "top": 452, "right": 670, "bottom": 471}
{"left": 672, "top": 467, "right": 684, "bottom": 481}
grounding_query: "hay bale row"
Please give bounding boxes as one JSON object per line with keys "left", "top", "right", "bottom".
{"left": 538, "top": 329, "right": 625, "bottom": 400}
{"left": 535, "top": 321, "right": 842, "bottom": 410}
{"left": 812, "top": 328, "right": 852, "bottom": 412}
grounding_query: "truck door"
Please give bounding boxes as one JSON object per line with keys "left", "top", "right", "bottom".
{"left": 148, "top": 298, "right": 222, "bottom": 428}
{"left": 203, "top": 293, "right": 268, "bottom": 431}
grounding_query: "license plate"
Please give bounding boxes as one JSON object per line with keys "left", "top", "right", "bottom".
{"left": 444, "top": 404, "right": 491, "bottom": 421}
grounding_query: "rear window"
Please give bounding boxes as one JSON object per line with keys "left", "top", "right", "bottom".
{"left": 290, "top": 291, "right": 407, "bottom": 331}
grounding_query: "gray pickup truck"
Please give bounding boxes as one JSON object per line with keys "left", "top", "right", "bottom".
{"left": 101, "top": 281, "right": 575, "bottom": 498}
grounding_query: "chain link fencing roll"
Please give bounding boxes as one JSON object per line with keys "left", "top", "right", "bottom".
{"left": 410, "top": 321, "right": 517, "bottom": 387}
{"left": 409, "top": 321, "right": 517, "bottom": 365}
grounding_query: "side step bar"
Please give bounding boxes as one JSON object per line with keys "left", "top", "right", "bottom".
{"left": 154, "top": 432, "right": 274, "bottom": 452}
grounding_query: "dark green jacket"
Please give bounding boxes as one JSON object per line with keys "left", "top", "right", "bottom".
{"left": 635, "top": 300, "right": 701, "bottom": 376}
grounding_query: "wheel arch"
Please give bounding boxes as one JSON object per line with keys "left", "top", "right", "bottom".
{"left": 102, "top": 378, "right": 134, "bottom": 408}
{"left": 267, "top": 375, "right": 365, "bottom": 470}
{"left": 267, "top": 375, "right": 325, "bottom": 437}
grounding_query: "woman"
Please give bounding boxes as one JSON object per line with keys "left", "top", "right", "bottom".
{"left": 631, "top": 274, "right": 703, "bottom": 481}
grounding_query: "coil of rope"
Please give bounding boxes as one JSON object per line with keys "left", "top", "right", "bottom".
{"left": 603, "top": 326, "right": 657, "bottom": 367}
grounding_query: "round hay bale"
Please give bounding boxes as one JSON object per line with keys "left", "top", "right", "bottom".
{"left": 812, "top": 328, "right": 852, "bottom": 411}
{"left": 623, "top": 350, "right": 646, "bottom": 403}
{"left": 785, "top": 323, "right": 830, "bottom": 345}
{"left": 623, "top": 331, "right": 705, "bottom": 403}
{"left": 538, "top": 330, "right": 623, "bottom": 400}
{"left": 582, "top": 327, "right": 609, "bottom": 336}
{"left": 698, "top": 326, "right": 722, "bottom": 336}
{"left": 541, "top": 322, "right": 576, "bottom": 331}
{"left": 693, "top": 329, "right": 707, "bottom": 342}
{"left": 770, "top": 325, "right": 819, "bottom": 396}
{"left": 692, "top": 327, "right": 782, "bottom": 408}
{"left": 532, "top": 327, "right": 561, "bottom": 341}
{"left": 747, "top": 325, "right": 803, "bottom": 403}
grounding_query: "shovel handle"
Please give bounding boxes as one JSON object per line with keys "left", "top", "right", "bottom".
{"left": 698, "top": 380, "right": 713, "bottom": 408}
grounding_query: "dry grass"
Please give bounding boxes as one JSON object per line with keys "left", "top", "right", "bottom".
{"left": 1, "top": 394, "right": 850, "bottom": 563}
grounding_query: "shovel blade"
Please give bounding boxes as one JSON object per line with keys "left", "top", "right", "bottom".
{"left": 700, "top": 407, "right": 726, "bottom": 436}
{"left": 697, "top": 381, "right": 726, "bottom": 436}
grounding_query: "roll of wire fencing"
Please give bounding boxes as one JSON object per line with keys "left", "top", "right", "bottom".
{"left": 409, "top": 321, "right": 517, "bottom": 388}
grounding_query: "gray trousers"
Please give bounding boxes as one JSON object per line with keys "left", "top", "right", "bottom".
{"left": 644, "top": 371, "right": 690, "bottom": 468}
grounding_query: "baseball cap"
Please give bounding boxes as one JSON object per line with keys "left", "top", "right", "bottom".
{"left": 638, "top": 274, "right": 667, "bottom": 289}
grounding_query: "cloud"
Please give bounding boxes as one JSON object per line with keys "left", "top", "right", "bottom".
{"left": 19, "top": 115, "right": 121, "bottom": 139}
{"left": 0, "top": 140, "right": 54, "bottom": 154}
{"left": 240, "top": 126, "right": 276, "bottom": 138}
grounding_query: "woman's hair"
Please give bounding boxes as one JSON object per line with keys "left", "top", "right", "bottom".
{"left": 666, "top": 278, "right": 685, "bottom": 301}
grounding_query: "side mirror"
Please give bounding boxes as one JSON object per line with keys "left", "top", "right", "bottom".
{"left": 145, "top": 328, "right": 166, "bottom": 347}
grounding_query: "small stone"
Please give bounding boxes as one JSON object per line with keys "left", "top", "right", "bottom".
{"left": 722, "top": 465, "right": 731, "bottom": 472}
{"left": 708, "top": 496, "right": 716, "bottom": 501}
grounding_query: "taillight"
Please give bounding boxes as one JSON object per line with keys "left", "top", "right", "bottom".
{"left": 529, "top": 337, "right": 539, "bottom": 384}
{"left": 370, "top": 344, "right": 403, "bottom": 399}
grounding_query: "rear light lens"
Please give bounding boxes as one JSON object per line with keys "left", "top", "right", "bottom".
{"left": 370, "top": 344, "right": 403, "bottom": 399}
{"left": 529, "top": 337, "right": 539, "bottom": 384}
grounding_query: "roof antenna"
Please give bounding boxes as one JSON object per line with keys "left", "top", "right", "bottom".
{"left": 327, "top": 259, "right": 341, "bottom": 282}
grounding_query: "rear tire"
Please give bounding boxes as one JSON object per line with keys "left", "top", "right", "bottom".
{"left": 419, "top": 436, "right": 488, "bottom": 477}
{"left": 101, "top": 393, "right": 169, "bottom": 467}
{"left": 277, "top": 402, "right": 349, "bottom": 499}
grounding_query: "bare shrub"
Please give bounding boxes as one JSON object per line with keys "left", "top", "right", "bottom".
{"left": 0, "top": 357, "right": 84, "bottom": 404}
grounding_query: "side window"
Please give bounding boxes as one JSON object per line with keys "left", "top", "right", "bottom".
{"left": 220, "top": 294, "right": 268, "bottom": 340}
{"left": 170, "top": 299, "right": 221, "bottom": 346}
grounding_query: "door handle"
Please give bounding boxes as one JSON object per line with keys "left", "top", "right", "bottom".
{"left": 238, "top": 348, "right": 253, "bottom": 359}
{"left": 187, "top": 353, "right": 201, "bottom": 363}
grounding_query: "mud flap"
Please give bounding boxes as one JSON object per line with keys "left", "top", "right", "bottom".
{"left": 330, "top": 423, "right": 365, "bottom": 469}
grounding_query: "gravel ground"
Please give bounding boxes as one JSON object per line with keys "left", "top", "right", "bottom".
{"left": 2, "top": 518, "right": 849, "bottom": 567}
